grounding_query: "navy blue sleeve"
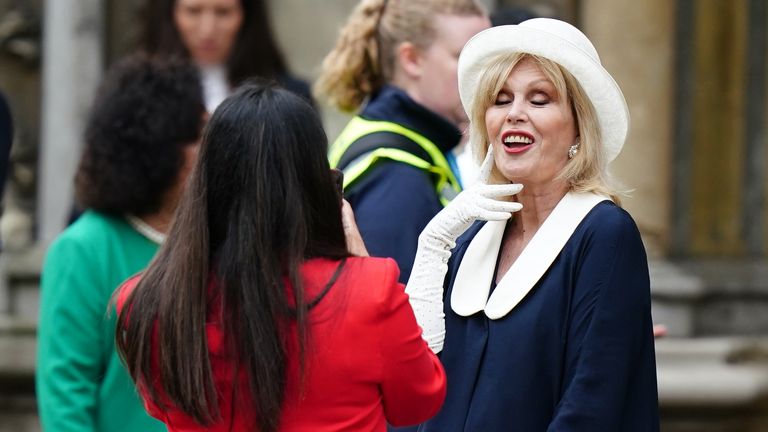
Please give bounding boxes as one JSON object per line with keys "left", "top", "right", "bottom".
{"left": 548, "top": 207, "right": 659, "bottom": 431}
{"left": 346, "top": 161, "right": 442, "bottom": 284}
{"left": 0, "top": 92, "right": 12, "bottom": 198}
{"left": 278, "top": 74, "right": 315, "bottom": 109}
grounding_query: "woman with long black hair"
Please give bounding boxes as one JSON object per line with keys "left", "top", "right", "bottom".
{"left": 139, "top": 0, "right": 313, "bottom": 112}
{"left": 115, "top": 82, "right": 446, "bottom": 432}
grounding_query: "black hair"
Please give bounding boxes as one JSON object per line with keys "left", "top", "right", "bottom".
{"left": 139, "top": 0, "right": 288, "bottom": 86}
{"left": 116, "top": 82, "right": 348, "bottom": 432}
{"left": 74, "top": 53, "right": 204, "bottom": 216}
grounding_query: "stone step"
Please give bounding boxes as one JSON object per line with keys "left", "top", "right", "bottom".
{"left": 0, "top": 395, "right": 39, "bottom": 432}
{"left": 0, "top": 314, "right": 36, "bottom": 396}
{"left": 657, "top": 337, "right": 768, "bottom": 432}
{"left": 0, "top": 245, "right": 43, "bottom": 318}
{"left": 650, "top": 260, "right": 768, "bottom": 337}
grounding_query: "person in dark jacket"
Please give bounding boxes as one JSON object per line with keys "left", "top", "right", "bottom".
{"left": 316, "top": 0, "right": 490, "bottom": 284}
{"left": 0, "top": 91, "right": 12, "bottom": 200}
{"left": 36, "top": 54, "right": 205, "bottom": 432}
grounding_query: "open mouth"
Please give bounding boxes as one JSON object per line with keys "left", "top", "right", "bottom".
{"left": 501, "top": 131, "right": 534, "bottom": 154}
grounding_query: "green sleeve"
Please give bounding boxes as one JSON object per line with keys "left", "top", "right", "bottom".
{"left": 36, "top": 234, "right": 107, "bottom": 432}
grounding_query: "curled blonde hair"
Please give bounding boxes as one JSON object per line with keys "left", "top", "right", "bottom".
{"left": 468, "top": 53, "right": 622, "bottom": 203}
{"left": 315, "top": 0, "right": 486, "bottom": 113}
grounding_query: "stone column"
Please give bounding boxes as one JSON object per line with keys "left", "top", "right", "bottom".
{"left": 37, "top": 0, "right": 104, "bottom": 245}
{"left": 580, "top": 0, "right": 675, "bottom": 257}
{"left": 269, "top": 0, "right": 358, "bottom": 142}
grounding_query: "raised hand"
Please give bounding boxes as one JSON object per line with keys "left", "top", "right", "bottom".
{"left": 420, "top": 145, "right": 523, "bottom": 247}
{"left": 406, "top": 146, "right": 523, "bottom": 353}
{"left": 341, "top": 199, "right": 369, "bottom": 256}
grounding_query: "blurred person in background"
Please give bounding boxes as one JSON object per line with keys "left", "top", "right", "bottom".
{"left": 0, "top": 91, "right": 12, "bottom": 234}
{"left": 36, "top": 54, "right": 206, "bottom": 432}
{"left": 316, "top": 0, "right": 490, "bottom": 284}
{"left": 140, "top": 0, "right": 313, "bottom": 113}
{"left": 115, "top": 82, "right": 446, "bottom": 432}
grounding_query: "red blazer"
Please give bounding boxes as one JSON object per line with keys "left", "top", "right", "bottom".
{"left": 117, "top": 256, "right": 446, "bottom": 431}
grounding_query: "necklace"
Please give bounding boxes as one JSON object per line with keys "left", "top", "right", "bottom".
{"left": 125, "top": 215, "right": 166, "bottom": 245}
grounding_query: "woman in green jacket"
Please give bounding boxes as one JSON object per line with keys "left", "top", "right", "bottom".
{"left": 35, "top": 54, "right": 206, "bottom": 432}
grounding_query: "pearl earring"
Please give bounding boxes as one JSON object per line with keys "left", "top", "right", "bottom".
{"left": 568, "top": 140, "right": 580, "bottom": 159}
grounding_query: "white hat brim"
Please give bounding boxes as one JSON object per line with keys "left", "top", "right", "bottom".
{"left": 458, "top": 22, "right": 629, "bottom": 162}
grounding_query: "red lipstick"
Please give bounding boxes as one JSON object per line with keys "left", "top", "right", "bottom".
{"left": 500, "top": 130, "right": 535, "bottom": 154}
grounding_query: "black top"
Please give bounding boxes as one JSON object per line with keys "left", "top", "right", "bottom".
{"left": 277, "top": 74, "right": 315, "bottom": 108}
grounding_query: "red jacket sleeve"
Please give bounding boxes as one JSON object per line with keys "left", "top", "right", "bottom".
{"left": 376, "top": 258, "right": 447, "bottom": 426}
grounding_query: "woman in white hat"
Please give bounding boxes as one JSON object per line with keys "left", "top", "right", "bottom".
{"left": 402, "top": 18, "right": 659, "bottom": 430}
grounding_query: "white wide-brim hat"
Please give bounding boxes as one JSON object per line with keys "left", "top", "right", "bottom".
{"left": 458, "top": 18, "right": 629, "bottom": 163}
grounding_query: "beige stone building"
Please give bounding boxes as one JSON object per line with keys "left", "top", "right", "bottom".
{"left": 0, "top": 0, "right": 766, "bottom": 430}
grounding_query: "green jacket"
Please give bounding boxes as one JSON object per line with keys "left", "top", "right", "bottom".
{"left": 36, "top": 211, "right": 164, "bottom": 432}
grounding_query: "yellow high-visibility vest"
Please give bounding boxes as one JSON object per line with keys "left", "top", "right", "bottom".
{"left": 329, "top": 116, "right": 461, "bottom": 206}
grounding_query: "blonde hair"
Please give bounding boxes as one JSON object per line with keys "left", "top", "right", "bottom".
{"left": 468, "top": 53, "right": 622, "bottom": 203}
{"left": 315, "top": 0, "right": 486, "bottom": 113}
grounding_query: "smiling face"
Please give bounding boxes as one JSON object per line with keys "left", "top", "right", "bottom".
{"left": 174, "top": 0, "right": 244, "bottom": 66}
{"left": 484, "top": 57, "right": 578, "bottom": 189}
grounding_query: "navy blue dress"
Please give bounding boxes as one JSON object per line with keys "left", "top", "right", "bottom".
{"left": 421, "top": 201, "right": 659, "bottom": 431}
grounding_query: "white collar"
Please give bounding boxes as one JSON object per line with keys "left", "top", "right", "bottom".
{"left": 451, "top": 192, "right": 610, "bottom": 319}
{"left": 125, "top": 215, "right": 166, "bottom": 245}
{"left": 199, "top": 63, "right": 229, "bottom": 113}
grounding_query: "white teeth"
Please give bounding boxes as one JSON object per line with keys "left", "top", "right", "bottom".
{"left": 503, "top": 135, "right": 533, "bottom": 144}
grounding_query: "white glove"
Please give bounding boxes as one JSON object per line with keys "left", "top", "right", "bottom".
{"left": 405, "top": 146, "right": 522, "bottom": 353}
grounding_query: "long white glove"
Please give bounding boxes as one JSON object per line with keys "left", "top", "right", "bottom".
{"left": 405, "top": 146, "right": 523, "bottom": 353}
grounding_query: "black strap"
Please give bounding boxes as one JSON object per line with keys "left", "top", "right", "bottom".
{"left": 336, "top": 131, "right": 433, "bottom": 170}
{"left": 306, "top": 257, "right": 347, "bottom": 310}
{"left": 286, "top": 257, "right": 347, "bottom": 317}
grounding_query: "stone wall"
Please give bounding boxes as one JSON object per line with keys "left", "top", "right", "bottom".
{"left": 2, "top": 0, "right": 768, "bottom": 430}
{"left": 581, "top": 0, "right": 675, "bottom": 258}
{"left": 0, "top": 0, "right": 42, "bottom": 254}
